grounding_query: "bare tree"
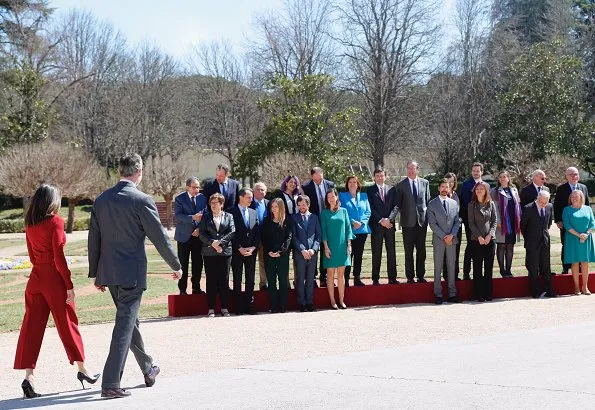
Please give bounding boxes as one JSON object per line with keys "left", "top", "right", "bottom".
{"left": 258, "top": 152, "right": 312, "bottom": 191}
{"left": 249, "top": 0, "right": 338, "bottom": 83}
{"left": 0, "top": 142, "right": 103, "bottom": 231}
{"left": 187, "top": 41, "right": 263, "bottom": 173}
{"left": 337, "top": 0, "right": 440, "bottom": 168}
{"left": 144, "top": 155, "right": 189, "bottom": 230}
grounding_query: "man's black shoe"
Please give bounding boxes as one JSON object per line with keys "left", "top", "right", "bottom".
{"left": 463, "top": 275, "right": 471, "bottom": 280}
{"left": 300, "top": 305, "right": 307, "bottom": 312}
{"left": 319, "top": 280, "right": 327, "bottom": 287}
{"left": 101, "top": 388, "right": 131, "bottom": 399}
{"left": 545, "top": 292, "right": 557, "bottom": 298}
{"left": 417, "top": 278, "right": 428, "bottom": 283}
{"left": 406, "top": 279, "right": 415, "bottom": 284}
{"left": 144, "top": 365, "right": 160, "bottom": 387}
{"left": 192, "top": 289, "right": 205, "bottom": 295}
{"left": 388, "top": 278, "right": 400, "bottom": 284}
{"left": 307, "top": 304, "right": 316, "bottom": 312}
{"left": 354, "top": 278, "right": 366, "bottom": 286}
{"left": 447, "top": 296, "right": 461, "bottom": 303}
{"left": 435, "top": 297, "right": 443, "bottom": 305}
{"left": 372, "top": 280, "right": 380, "bottom": 285}
{"left": 259, "top": 284, "right": 268, "bottom": 291}
{"left": 179, "top": 291, "right": 187, "bottom": 295}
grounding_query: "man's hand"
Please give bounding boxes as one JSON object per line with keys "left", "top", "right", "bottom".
{"left": 484, "top": 234, "right": 492, "bottom": 244}
{"left": 66, "top": 289, "right": 75, "bottom": 304}
{"left": 444, "top": 234, "right": 453, "bottom": 246}
{"left": 211, "top": 240, "right": 220, "bottom": 249}
{"left": 192, "top": 212, "right": 203, "bottom": 222}
{"left": 172, "top": 269, "right": 182, "bottom": 280}
{"left": 478, "top": 236, "right": 485, "bottom": 245}
{"left": 191, "top": 229, "right": 199, "bottom": 237}
{"left": 380, "top": 218, "right": 393, "bottom": 229}
{"left": 301, "top": 249, "right": 311, "bottom": 260}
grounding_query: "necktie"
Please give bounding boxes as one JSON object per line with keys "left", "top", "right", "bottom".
{"left": 317, "top": 184, "right": 324, "bottom": 212}
{"left": 191, "top": 196, "right": 196, "bottom": 211}
{"left": 243, "top": 208, "right": 249, "bottom": 228}
{"left": 540, "top": 208, "right": 546, "bottom": 222}
{"left": 380, "top": 186, "right": 385, "bottom": 203}
{"left": 412, "top": 180, "right": 418, "bottom": 199}
{"left": 537, "top": 186, "right": 541, "bottom": 192}
{"left": 221, "top": 183, "right": 227, "bottom": 198}
{"left": 302, "top": 213, "right": 308, "bottom": 229}
{"left": 443, "top": 200, "right": 447, "bottom": 213}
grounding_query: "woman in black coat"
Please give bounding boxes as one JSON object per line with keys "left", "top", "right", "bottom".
{"left": 199, "top": 193, "right": 235, "bottom": 317}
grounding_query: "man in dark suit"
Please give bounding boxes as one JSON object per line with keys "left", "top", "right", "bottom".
{"left": 202, "top": 163, "right": 240, "bottom": 211}
{"left": 250, "top": 182, "right": 269, "bottom": 290}
{"left": 554, "top": 166, "right": 590, "bottom": 274}
{"left": 302, "top": 167, "right": 335, "bottom": 286}
{"left": 174, "top": 177, "right": 207, "bottom": 295}
{"left": 519, "top": 169, "right": 549, "bottom": 208}
{"left": 292, "top": 195, "right": 321, "bottom": 312}
{"left": 521, "top": 190, "right": 556, "bottom": 298}
{"left": 367, "top": 168, "right": 398, "bottom": 285}
{"left": 391, "top": 160, "right": 431, "bottom": 283}
{"left": 230, "top": 188, "right": 260, "bottom": 315}
{"left": 88, "top": 154, "right": 182, "bottom": 399}
{"left": 460, "top": 162, "right": 483, "bottom": 280}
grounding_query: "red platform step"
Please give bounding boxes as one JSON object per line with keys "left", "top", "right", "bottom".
{"left": 168, "top": 273, "right": 595, "bottom": 317}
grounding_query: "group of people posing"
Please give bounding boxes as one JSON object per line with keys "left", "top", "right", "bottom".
{"left": 175, "top": 161, "right": 595, "bottom": 311}
{"left": 13, "top": 154, "right": 595, "bottom": 400}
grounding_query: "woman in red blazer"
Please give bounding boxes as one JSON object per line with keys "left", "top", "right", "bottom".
{"left": 14, "top": 184, "right": 99, "bottom": 398}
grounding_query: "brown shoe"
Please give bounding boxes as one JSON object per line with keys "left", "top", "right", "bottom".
{"left": 144, "top": 365, "right": 160, "bottom": 387}
{"left": 101, "top": 388, "right": 131, "bottom": 399}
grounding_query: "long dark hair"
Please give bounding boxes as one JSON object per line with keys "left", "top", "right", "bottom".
{"left": 324, "top": 188, "right": 340, "bottom": 211}
{"left": 25, "top": 184, "right": 62, "bottom": 226}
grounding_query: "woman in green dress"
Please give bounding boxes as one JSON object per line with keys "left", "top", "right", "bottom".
{"left": 321, "top": 188, "right": 354, "bottom": 309}
{"left": 562, "top": 190, "right": 595, "bottom": 295}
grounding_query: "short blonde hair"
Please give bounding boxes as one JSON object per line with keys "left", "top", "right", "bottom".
{"left": 569, "top": 190, "right": 585, "bottom": 207}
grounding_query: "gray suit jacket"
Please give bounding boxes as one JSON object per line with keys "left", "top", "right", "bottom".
{"left": 88, "top": 180, "right": 181, "bottom": 289}
{"left": 427, "top": 196, "right": 460, "bottom": 244}
{"left": 391, "top": 177, "right": 431, "bottom": 227}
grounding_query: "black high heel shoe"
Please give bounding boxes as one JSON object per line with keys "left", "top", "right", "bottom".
{"left": 77, "top": 372, "right": 101, "bottom": 389}
{"left": 21, "top": 379, "right": 41, "bottom": 399}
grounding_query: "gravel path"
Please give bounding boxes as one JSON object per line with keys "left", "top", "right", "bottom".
{"left": 0, "top": 293, "right": 594, "bottom": 407}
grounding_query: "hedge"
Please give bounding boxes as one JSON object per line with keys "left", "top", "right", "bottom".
{"left": 0, "top": 218, "right": 90, "bottom": 233}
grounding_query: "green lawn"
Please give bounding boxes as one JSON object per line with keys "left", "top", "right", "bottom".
{"left": 0, "top": 231, "right": 565, "bottom": 333}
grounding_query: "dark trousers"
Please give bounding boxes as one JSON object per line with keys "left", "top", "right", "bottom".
{"left": 526, "top": 244, "right": 553, "bottom": 297}
{"left": 204, "top": 255, "right": 231, "bottom": 310}
{"left": 560, "top": 227, "right": 571, "bottom": 272}
{"left": 463, "top": 221, "right": 473, "bottom": 277}
{"left": 443, "top": 228, "right": 462, "bottom": 280}
{"left": 265, "top": 253, "right": 289, "bottom": 310}
{"left": 231, "top": 250, "right": 257, "bottom": 313}
{"left": 317, "top": 243, "right": 327, "bottom": 283}
{"left": 295, "top": 253, "right": 317, "bottom": 306}
{"left": 102, "top": 285, "right": 152, "bottom": 389}
{"left": 402, "top": 224, "right": 427, "bottom": 280}
{"left": 496, "top": 243, "right": 514, "bottom": 277}
{"left": 177, "top": 237, "right": 203, "bottom": 293}
{"left": 470, "top": 240, "right": 495, "bottom": 300}
{"left": 371, "top": 225, "right": 397, "bottom": 281}
{"left": 345, "top": 233, "right": 368, "bottom": 283}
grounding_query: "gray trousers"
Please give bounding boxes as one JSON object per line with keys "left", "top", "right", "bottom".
{"left": 295, "top": 253, "right": 318, "bottom": 306}
{"left": 102, "top": 285, "right": 153, "bottom": 389}
{"left": 433, "top": 238, "right": 457, "bottom": 298}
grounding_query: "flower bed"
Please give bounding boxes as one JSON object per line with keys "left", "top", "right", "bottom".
{"left": 0, "top": 257, "right": 76, "bottom": 270}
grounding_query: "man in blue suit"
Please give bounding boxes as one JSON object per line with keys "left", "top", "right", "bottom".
{"left": 174, "top": 177, "right": 207, "bottom": 295}
{"left": 250, "top": 182, "right": 269, "bottom": 290}
{"left": 202, "top": 163, "right": 240, "bottom": 211}
{"left": 292, "top": 195, "right": 321, "bottom": 312}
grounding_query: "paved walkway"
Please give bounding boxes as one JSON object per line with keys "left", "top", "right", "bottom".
{"left": 1, "top": 294, "right": 594, "bottom": 408}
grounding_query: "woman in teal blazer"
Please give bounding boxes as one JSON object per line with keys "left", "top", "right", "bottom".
{"left": 339, "top": 175, "right": 371, "bottom": 287}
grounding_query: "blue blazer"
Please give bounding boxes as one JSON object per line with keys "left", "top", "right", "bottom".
{"left": 339, "top": 191, "right": 371, "bottom": 234}
{"left": 291, "top": 213, "right": 321, "bottom": 256}
{"left": 174, "top": 192, "right": 207, "bottom": 243}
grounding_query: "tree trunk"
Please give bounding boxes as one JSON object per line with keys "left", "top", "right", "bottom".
{"left": 66, "top": 198, "right": 78, "bottom": 233}
{"left": 164, "top": 194, "right": 173, "bottom": 230}
{"left": 22, "top": 197, "right": 32, "bottom": 218}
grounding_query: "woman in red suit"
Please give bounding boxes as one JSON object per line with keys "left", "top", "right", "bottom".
{"left": 14, "top": 184, "right": 99, "bottom": 398}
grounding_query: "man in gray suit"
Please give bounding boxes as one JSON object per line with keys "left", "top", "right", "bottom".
{"left": 391, "top": 160, "right": 431, "bottom": 283}
{"left": 88, "top": 154, "right": 182, "bottom": 399}
{"left": 427, "top": 179, "right": 461, "bottom": 304}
